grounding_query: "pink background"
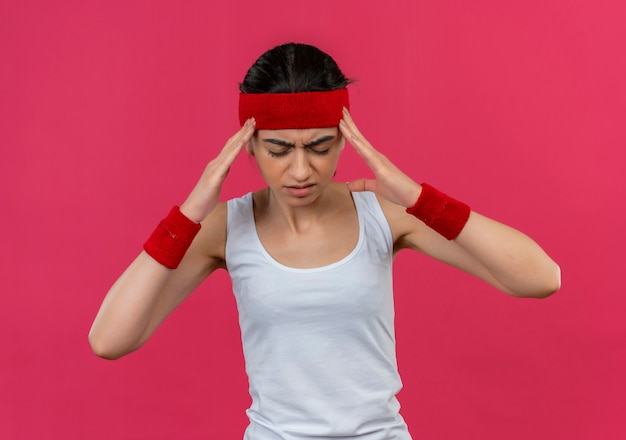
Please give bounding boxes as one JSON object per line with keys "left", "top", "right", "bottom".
{"left": 2, "top": 1, "right": 625, "bottom": 438}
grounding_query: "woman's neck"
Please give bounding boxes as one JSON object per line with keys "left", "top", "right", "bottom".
{"left": 255, "top": 183, "right": 348, "bottom": 233}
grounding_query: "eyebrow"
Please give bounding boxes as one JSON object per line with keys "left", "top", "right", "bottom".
{"left": 262, "top": 135, "right": 336, "bottom": 148}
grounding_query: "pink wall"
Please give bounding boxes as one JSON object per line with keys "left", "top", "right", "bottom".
{"left": 2, "top": 1, "right": 625, "bottom": 438}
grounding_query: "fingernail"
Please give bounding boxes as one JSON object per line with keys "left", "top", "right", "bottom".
{"left": 342, "top": 107, "right": 349, "bottom": 114}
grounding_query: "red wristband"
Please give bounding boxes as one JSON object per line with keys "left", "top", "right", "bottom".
{"left": 143, "top": 206, "right": 201, "bottom": 269}
{"left": 406, "top": 183, "right": 471, "bottom": 240}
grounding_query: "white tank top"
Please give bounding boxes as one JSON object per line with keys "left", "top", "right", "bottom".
{"left": 226, "top": 191, "right": 412, "bottom": 440}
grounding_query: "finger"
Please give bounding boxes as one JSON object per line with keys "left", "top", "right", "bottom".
{"left": 339, "top": 118, "right": 366, "bottom": 155}
{"left": 340, "top": 108, "right": 377, "bottom": 152}
{"left": 217, "top": 118, "right": 256, "bottom": 165}
{"left": 339, "top": 112, "right": 379, "bottom": 162}
{"left": 339, "top": 120, "right": 385, "bottom": 175}
{"left": 339, "top": 109, "right": 367, "bottom": 147}
{"left": 227, "top": 118, "right": 256, "bottom": 152}
{"left": 340, "top": 107, "right": 364, "bottom": 138}
{"left": 347, "top": 178, "right": 378, "bottom": 193}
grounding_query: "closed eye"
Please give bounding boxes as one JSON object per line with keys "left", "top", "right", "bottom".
{"left": 266, "top": 147, "right": 330, "bottom": 157}
{"left": 309, "top": 147, "right": 331, "bottom": 155}
{"left": 266, "top": 148, "right": 290, "bottom": 158}
{"left": 262, "top": 134, "right": 336, "bottom": 158}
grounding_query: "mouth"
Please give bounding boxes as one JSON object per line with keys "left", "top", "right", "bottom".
{"left": 285, "top": 183, "right": 316, "bottom": 197}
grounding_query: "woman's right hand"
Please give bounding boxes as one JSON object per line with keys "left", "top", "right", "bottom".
{"left": 180, "top": 118, "right": 256, "bottom": 223}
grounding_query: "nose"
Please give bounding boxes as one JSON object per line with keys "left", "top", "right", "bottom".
{"left": 288, "top": 148, "right": 312, "bottom": 182}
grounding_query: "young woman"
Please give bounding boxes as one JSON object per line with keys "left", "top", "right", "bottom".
{"left": 89, "top": 43, "right": 560, "bottom": 439}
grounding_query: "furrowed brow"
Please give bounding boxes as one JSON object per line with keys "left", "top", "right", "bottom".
{"left": 303, "top": 135, "right": 336, "bottom": 147}
{"left": 263, "top": 138, "right": 295, "bottom": 147}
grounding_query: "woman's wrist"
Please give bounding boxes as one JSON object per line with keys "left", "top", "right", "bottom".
{"left": 143, "top": 206, "right": 202, "bottom": 269}
{"left": 179, "top": 201, "right": 205, "bottom": 225}
{"left": 406, "top": 183, "right": 471, "bottom": 240}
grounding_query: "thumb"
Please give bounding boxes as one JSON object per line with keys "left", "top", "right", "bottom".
{"left": 347, "top": 178, "right": 378, "bottom": 193}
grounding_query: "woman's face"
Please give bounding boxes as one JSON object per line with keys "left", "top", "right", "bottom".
{"left": 249, "top": 127, "right": 345, "bottom": 205}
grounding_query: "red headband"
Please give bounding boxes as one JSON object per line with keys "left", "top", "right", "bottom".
{"left": 238, "top": 89, "right": 349, "bottom": 130}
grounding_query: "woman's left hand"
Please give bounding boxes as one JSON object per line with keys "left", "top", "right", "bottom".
{"left": 339, "top": 108, "right": 422, "bottom": 208}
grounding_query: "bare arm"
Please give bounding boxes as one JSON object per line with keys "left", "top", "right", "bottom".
{"left": 384, "top": 199, "right": 561, "bottom": 297}
{"left": 339, "top": 109, "right": 560, "bottom": 298}
{"left": 88, "top": 119, "right": 256, "bottom": 359}
{"left": 88, "top": 209, "right": 225, "bottom": 360}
